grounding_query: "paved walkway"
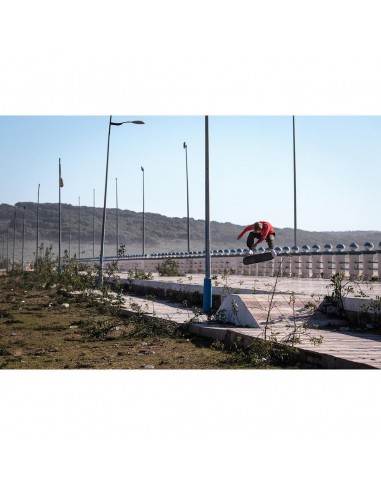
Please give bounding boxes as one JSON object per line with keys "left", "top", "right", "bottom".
{"left": 118, "top": 272, "right": 381, "bottom": 298}
{"left": 118, "top": 272, "right": 381, "bottom": 369}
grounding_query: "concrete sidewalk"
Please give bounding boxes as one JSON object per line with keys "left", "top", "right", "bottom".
{"left": 118, "top": 272, "right": 381, "bottom": 298}
{"left": 122, "top": 275, "right": 381, "bottom": 369}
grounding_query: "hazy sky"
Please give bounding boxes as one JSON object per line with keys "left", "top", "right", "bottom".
{"left": 0, "top": 115, "right": 380, "bottom": 232}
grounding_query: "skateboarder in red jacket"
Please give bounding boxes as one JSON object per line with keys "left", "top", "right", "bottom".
{"left": 237, "top": 221, "right": 276, "bottom": 254}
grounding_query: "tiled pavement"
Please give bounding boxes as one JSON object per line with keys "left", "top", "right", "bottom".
{"left": 119, "top": 273, "right": 381, "bottom": 369}
{"left": 217, "top": 294, "right": 381, "bottom": 369}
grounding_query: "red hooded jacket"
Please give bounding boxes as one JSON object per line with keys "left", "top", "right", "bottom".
{"left": 237, "top": 221, "right": 275, "bottom": 244}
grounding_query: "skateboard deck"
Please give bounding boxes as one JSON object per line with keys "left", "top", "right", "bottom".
{"left": 243, "top": 251, "right": 275, "bottom": 265}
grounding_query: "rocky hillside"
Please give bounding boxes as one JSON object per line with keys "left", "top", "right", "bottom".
{"left": 1, "top": 202, "right": 380, "bottom": 256}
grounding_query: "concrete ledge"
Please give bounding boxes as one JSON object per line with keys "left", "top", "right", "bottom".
{"left": 119, "top": 293, "right": 379, "bottom": 369}
{"left": 187, "top": 323, "right": 375, "bottom": 369}
{"left": 343, "top": 296, "right": 380, "bottom": 313}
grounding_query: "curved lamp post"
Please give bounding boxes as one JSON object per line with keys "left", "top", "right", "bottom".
{"left": 99, "top": 116, "right": 145, "bottom": 287}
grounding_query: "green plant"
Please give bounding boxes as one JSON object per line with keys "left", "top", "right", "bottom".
{"left": 58, "top": 251, "right": 96, "bottom": 293}
{"left": 127, "top": 268, "right": 153, "bottom": 281}
{"left": 156, "top": 258, "right": 182, "bottom": 277}
{"left": 356, "top": 295, "right": 381, "bottom": 329}
{"left": 368, "top": 296, "right": 381, "bottom": 328}
{"left": 78, "top": 319, "right": 120, "bottom": 339}
{"left": 326, "top": 272, "right": 354, "bottom": 315}
{"left": 30, "top": 243, "right": 58, "bottom": 288}
{"left": 123, "top": 297, "right": 180, "bottom": 339}
{"left": 224, "top": 338, "right": 270, "bottom": 368}
{"left": 277, "top": 292, "right": 323, "bottom": 347}
{"left": 221, "top": 268, "right": 234, "bottom": 297}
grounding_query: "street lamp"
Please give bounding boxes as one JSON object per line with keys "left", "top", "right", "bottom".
{"left": 292, "top": 115, "right": 297, "bottom": 248}
{"left": 99, "top": 116, "right": 145, "bottom": 287}
{"left": 203, "top": 116, "right": 212, "bottom": 313}
{"left": 141, "top": 166, "right": 145, "bottom": 255}
{"left": 183, "top": 142, "right": 190, "bottom": 252}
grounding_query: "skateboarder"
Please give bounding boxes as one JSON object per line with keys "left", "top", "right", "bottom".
{"left": 237, "top": 221, "right": 276, "bottom": 255}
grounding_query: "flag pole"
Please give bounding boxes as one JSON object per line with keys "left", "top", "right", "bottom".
{"left": 58, "top": 158, "right": 63, "bottom": 275}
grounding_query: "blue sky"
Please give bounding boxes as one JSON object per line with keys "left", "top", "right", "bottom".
{"left": 2, "top": 2, "right": 381, "bottom": 233}
{"left": 0, "top": 115, "right": 380, "bottom": 232}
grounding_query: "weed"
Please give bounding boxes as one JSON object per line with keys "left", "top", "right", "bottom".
{"left": 78, "top": 319, "right": 120, "bottom": 339}
{"left": 127, "top": 268, "right": 154, "bottom": 283}
{"left": 326, "top": 272, "right": 354, "bottom": 315}
{"left": 156, "top": 258, "right": 183, "bottom": 277}
{"left": 324, "top": 273, "right": 381, "bottom": 329}
{"left": 354, "top": 295, "right": 381, "bottom": 329}
{"left": 263, "top": 258, "right": 284, "bottom": 340}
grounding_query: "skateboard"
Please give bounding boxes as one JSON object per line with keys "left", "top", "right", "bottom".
{"left": 243, "top": 251, "right": 275, "bottom": 265}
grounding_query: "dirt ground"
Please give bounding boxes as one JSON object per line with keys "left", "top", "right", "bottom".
{"left": 0, "top": 274, "right": 310, "bottom": 369}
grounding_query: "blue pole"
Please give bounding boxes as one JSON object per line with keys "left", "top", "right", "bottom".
{"left": 203, "top": 115, "right": 212, "bottom": 313}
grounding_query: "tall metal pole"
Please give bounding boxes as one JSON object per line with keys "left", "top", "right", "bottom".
{"left": 36, "top": 183, "right": 40, "bottom": 266}
{"left": 78, "top": 196, "right": 81, "bottom": 258}
{"left": 183, "top": 142, "right": 190, "bottom": 252}
{"left": 1, "top": 232, "right": 4, "bottom": 266}
{"left": 141, "top": 166, "right": 145, "bottom": 255}
{"left": 58, "top": 158, "right": 63, "bottom": 275}
{"left": 12, "top": 206, "right": 17, "bottom": 271}
{"left": 93, "top": 188, "right": 95, "bottom": 258}
{"left": 116, "top": 177, "right": 119, "bottom": 256}
{"left": 99, "top": 116, "right": 113, "bottom": 286}
{"left": 6, "top": 229, "right": 9, "bottom": 272}
{"left": 203, "top": 116, "right": 212, "bottom": 313}
{"left": 99, "top": 117, "right": 145, "bottom": 286}
{"left": 68, "top": 208, "right": 71, "bottom": 259}
{"left": 293, "top": 116, "right": 297, "bottom": 248}
{"left": 21, "top": 206, "right": 26, "bottom": 271}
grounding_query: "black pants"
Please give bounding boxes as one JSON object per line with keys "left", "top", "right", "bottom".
{"left": 247, "top": 232, "right": 275, "bottom": 250}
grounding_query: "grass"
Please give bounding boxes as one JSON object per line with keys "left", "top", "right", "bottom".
{"left": 0, "top": 273, "right": 314, "bottom": 369}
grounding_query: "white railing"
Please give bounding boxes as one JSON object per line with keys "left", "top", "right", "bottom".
{"left": 97, "top": 242, "right": 381, "bottom": 281}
